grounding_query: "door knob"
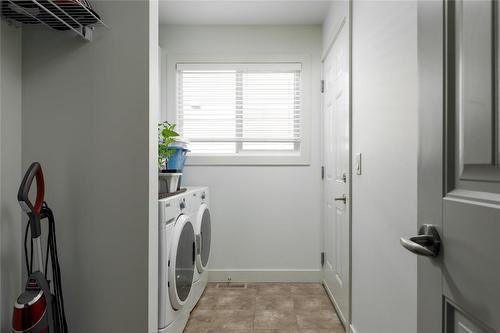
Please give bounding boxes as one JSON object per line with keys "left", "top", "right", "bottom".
{"left": 334, "top": 195, "right": 347, "bottom": 204}
{"left": 400, "top": 224, "right": 441, "bottom": 257}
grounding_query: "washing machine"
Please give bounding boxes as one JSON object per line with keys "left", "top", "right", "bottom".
{"left": 184, "top": 187, "right": 211, "bottom": 312}
{"left": 158, "top": 192, "right": 196, "bottom": 333}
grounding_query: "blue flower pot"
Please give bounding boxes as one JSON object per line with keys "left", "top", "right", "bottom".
{"left": 167, "top": 147, "right": 189, "bottom": 172}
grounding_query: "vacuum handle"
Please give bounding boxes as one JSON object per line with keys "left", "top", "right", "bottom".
{"left": 18, "top": 162, "right": 45, "bottom": 238}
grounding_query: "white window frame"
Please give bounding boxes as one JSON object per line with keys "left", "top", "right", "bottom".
{"left": 165, "top": 54, "right": 312, "bottom": 166}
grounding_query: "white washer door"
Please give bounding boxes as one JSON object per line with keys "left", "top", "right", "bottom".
{"left": 169, "top": 214, "right": 195, "bottom": 310}
{"left": 195, "top": 204, "right": 211, "bottom": 273}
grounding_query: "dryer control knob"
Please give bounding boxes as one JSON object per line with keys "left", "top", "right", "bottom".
{"left": 201, "top": 192, "right": 206, "bottom": 200}
{"left": 180, "top": 201, "right": 186, "bottom": 210}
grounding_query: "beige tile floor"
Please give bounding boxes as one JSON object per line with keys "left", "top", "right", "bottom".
{"left": 184, "top": 283, "right": 346, "bottom": 333}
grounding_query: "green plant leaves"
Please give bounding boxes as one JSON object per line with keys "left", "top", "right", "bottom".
{"left": 161, "top": 128, "right": 179, "bottom": 138}
{"left": 158, "top": 121, "right": 181, "bottom": 169}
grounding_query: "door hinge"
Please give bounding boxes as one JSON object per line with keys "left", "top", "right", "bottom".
{"left": 321, "top": 166, "right": 325, "bottom": 180}
{"left": 321, "top": 252, "right": 325, "bottom": 267}
{"left": 321, "top": 80, "right": 325, "bottom": 93}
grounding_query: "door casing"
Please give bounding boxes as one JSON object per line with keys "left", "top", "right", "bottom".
{"left": 417, "top": 1, "right": 444, "bottom": 331}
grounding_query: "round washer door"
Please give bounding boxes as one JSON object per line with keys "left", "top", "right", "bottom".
{"left": 168, "top": 214, "right": 195, "bottom": 310}
{"left": 196, "top": 204, "right": 211, "bottom": 273}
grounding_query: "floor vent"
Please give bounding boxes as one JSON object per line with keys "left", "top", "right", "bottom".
{"left": 216, "top": 283, "right": 247, "bottom": 289}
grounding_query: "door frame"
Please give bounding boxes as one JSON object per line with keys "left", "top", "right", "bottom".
{"left": 417, "top": 0, "right": 445, "bottom": 332}
{"left": 320, "top": 2, "right": 353, "bottom": 331}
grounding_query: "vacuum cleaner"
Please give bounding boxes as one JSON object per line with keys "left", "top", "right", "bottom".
{"left": 11, "top": 162, "right": 68, "bottom": 333}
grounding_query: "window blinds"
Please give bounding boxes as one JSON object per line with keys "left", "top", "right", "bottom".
{"left": 177, "top": 63, "right": 302, "bottom": 154}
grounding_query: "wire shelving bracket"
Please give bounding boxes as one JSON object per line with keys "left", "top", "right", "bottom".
{"left": 2, "top": 0, "right": 108, "bottom": 41}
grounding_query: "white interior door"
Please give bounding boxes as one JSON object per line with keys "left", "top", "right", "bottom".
{"left": 415, "top": 1, "right": 500, "bottom": 332}
{"left": 322, "top": 20, "right": 350, "bottom": 327}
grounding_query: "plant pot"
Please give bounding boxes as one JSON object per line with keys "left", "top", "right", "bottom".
{"left": 159, "top": 172, "right": 182, "bottom": 193}
{"left": 166, "top": 147, "right": 189, "bottom": 172}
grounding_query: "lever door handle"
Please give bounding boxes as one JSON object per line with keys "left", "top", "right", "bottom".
{"left": 334, "top": 195, "right": 347, "bottom": 204}
{"left": 335, "top": 173, "right": 347, "bottom": 184}
{"left": 400, "top": 224, "right": 441, "bottom": 257}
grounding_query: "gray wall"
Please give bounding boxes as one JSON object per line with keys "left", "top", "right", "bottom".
{"left": 351, "top": 1, "right": 418, "bottom": 333}
{"left": 22, "top": 1, "right": 151, "bottom": 331}
{"left": 160, "top": 25, "right": 323, "bottom": 282}
{"left": 0, "top": 20, "right": 23, "bottom": 332}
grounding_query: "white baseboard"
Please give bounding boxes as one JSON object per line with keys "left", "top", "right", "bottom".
{"left": 350, "top": 324, "right": 358, "bottom": 333}
{"left": 208, "top": 269, "right": 322, "bottom": 283}
{"left": 322, "top": 279, "right": 348, "bottom": 326}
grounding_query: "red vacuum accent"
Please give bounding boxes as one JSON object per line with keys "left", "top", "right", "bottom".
{"left": 33, "top": 166, "right": 45, "bottom": 215}
{"left": 12, "top": 294, "right": 47, "bottom": 332}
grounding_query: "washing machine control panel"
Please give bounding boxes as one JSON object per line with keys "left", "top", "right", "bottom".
{"left": 159, "top": 200, "right": 177, "bottom": 224}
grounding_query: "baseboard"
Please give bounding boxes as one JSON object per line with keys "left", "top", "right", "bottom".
{"left": 322, "top": 280, "right": 348, "bottom": 327}
{"left": 349, "top": 324, "right": 358, "bottom": 333}
{"left": 207, "top": 269, "right": 322, "bottom": 283}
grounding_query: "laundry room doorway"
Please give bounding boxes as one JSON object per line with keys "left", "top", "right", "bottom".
{"left": 322, "top": 13, "right": 351, "bottom": 330}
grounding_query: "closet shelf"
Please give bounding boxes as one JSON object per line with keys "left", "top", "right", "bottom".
{"left": 1, "top": 0, "right": 107, "bottom": 41}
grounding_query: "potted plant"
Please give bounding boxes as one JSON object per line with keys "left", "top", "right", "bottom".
{"left": 158, "top": 121, "right": 179, "bottom": 172}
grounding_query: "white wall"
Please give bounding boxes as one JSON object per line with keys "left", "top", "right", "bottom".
{"left": 351, "top": 1, "right": 418, "bottom": 333}
{"left": 322, "top": 0, "right": 349, "bottom": 54}
{"left": 0, "top": 20, "right": 23, "bottom": 332}
{"left": 21, "top": 1, "right": 154, "bottom": 332}
{"left": 160, "top": 25, "right": 323, "bottom": 282}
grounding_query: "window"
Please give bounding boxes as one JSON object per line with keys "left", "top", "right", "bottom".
{"left": 175, "top": 62, "right": 307, "bottom": 164}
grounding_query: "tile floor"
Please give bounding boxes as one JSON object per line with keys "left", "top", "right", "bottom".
{"left": 184, "top": 283, "right": 346, "bottom": 333}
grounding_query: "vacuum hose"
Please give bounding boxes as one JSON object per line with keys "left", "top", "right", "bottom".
{"left": 23, "top": 202, "right": 68, "bottom": 333}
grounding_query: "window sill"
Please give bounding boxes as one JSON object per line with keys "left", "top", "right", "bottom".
{"left": 184, "top": 154, "right": 311, "bottom": 166}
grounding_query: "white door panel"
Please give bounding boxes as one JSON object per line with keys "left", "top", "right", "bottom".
{"left": 323, "top": 20, "right": 350, "bottom": 327}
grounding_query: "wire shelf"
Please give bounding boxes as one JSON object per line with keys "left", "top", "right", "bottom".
{"left": 1, "top": 0, "right": 107, "bottom": 41}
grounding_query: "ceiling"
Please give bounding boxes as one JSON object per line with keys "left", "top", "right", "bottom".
{"left": 159, "top": 1, "right": 333, "bottom": 25}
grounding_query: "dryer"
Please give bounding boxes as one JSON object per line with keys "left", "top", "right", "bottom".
{"left": 158, "top": 193, "right": 196, "bottom": 333}
{"left": 184, "top": 187, "right": 211, "bottom": 313}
